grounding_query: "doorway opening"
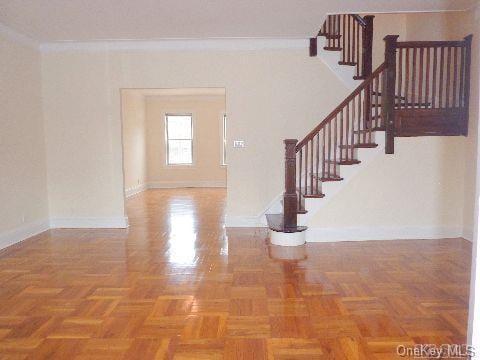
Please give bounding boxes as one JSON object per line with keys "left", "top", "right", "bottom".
{"left": 120, "top": 88, "right": 227, "bottom": 228}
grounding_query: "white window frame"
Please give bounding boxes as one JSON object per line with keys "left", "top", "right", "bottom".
{"left": 165, "top": 113, "right": 194, "bottom": 166}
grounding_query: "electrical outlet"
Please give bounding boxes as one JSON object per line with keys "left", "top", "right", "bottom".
{"left": 233, "top": 140, "right": 245, "bottom": 148}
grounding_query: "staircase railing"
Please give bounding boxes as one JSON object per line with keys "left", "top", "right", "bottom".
{"left": 283, "top": 63, "right": 387, "bottom": 229}
{"left": 384, "top": 35, "right": 473, "bottom": 152}
{"left": 313, "top": 14, "right": 374, "bottom": 79}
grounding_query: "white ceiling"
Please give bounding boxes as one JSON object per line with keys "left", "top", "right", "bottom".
{"left": 0, "top": 0, "right": 476, "bottom": 42}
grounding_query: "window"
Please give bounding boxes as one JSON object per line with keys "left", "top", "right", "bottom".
{"left": 222, "top": 114, "right": 227, "bottom": 165}
{"left": 165, "top": 114, "right": 193, "bottom": 165}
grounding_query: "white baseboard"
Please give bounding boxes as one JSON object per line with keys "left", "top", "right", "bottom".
{"left": 49, "top": 217, "right": 129, "bottom": 229}
{"left": 463, "top": 227, "right": 474, "bottom": 242}
{"left": 0, "top": 219, "right": 50, "bottom": 251}
{"left": 305, "top": 226, "right": 463, "bottom": 243}
{"left": 125, "top": 183, "right": 148, "bottom": 198}
{"left": 148, "top": 181, "right": 226, "bottom": 189}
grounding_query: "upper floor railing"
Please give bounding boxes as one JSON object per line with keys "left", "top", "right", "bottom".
{"left": 312, "top": 14, "right": 374, "bottom": 79}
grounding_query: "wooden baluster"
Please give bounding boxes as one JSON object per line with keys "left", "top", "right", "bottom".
{"left": 411, "top": 47, "right": 417, "bottom": 108}
{"left": 356, "top": 21, "right": 360, "bottom": 77}
{"left": 310, "top": 138, "right": 315, "bottom": 194}
{"left": 432, "top": 47, "right": 438, "bottom": 108}
{"left": 340, "top": 109, "right": 344, "bottom": 159}
{"left": 283, "top": 139, "right": 298, "bottom": 229}
{"left": 352, "top": 20, "right": 356, "bottom": 72}
{"left": 375, "top": 75, "right": 379, "bottom": 128}
{"left": 345, "top": 100, "right": 350, "bottom": 161}
{"left": 357, "top": 91, "right": 362, "bottom": 144}
{"left": 315, "top": 133, "right": 320, "bottom": 194}
{"left": 383, "top": 35, "right": 399, "bottom": 154}
{"left": 367, "top": 85, "right": 373, "bottom": 142}
{"left": 425, "top": 47, "right": 430, "bottom": 108}
{"left": 333, "top": 115, "right": 338, "bottom": 175}
{"left": 463, "top": 35, "right": 473, "bottom": 135}
{"left": 348, "top": 15, "right": 351, "bottom": 63}
{"left": 446, "top": 46, "right": 452, "bottom": 108}
{"left": 397, "top": 48, "right": 403, "bottom": 108}
{"left": 322, "top": 128, "right": 326, "bottom": 178}
{"left": 418, "top": 47, "right": 424, "bottom": 108}
{"left": 350, "top": 100, "right": 355, "bottom": 159}
{"left": 342, "top": 14, "right": 346, "bottom": 62}
{"left": 327, "top": 122, "right": 331, "bottom": 179}
{"left": 303, "top": 141, "right": 308, "bottom": 194}
{"left": 336, "top": 15, "right": 341, "bottom": 48}
{"left": 439, "top": 46, "right": 445, "bottom": 108}
{"left": 405, "top": 48, "right": 410, "bottom": 108}
{"left": 460, "top": 44, "right": 465, "bottom": 108}
{"left": 298, "top": 148, "right": 302, "bottom": 209}
{"left": 453, "top": 46, "right": 458, "bottom": 108}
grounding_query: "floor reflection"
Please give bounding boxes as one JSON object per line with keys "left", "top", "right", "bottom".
{"left": 167, "top": 213, "right": 198, "bottom": 265}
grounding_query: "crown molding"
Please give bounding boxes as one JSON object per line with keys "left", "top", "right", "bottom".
{"left": 39, "top": 38, "right": 309, "bottom": 53}
{"left": 0, "top": 22, "right": 39, "bottom": 49}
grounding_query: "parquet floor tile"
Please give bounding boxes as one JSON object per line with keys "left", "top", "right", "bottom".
{"left": 0, "top": 188, "right": 471, "bottom": 359}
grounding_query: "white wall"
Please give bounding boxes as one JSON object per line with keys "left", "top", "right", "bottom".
{"left": 0, "top": 31, "right": 49, "bottom": 248}
{"left": 145, "top": 94, "right": 227, "bottom": 188}
{"left": 121, "top": 91, "right": 147, "bottom": 196}
{"left": 40, "top": 46, "right": 350, "bottom": 225}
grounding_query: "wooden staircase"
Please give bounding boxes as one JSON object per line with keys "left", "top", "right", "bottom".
{"left": 267, "top": 14, "right": 473, "bottom": 244}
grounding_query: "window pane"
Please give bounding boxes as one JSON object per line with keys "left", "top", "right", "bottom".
{"left": 168, "top": 139, "right": 192, "bottom": 164}
{"left": 167, "top": 115, "right": 192, "bottom": 139}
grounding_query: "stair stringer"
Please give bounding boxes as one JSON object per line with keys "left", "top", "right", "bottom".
{"left": 300, "top": 132, "right": 385, "bottom": 242}
{"left": 315, "top": 37, "right": 362, "bottom": 89}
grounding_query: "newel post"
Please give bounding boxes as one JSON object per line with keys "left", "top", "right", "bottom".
{"left": 362, "top": 16, "right": 375, "bottom": 77}
{"left": 283, "top": 139, "right": 298, "bottom": 229}
{"left": 309, "top": 38, "right": 318, "bottom": 57}
{"left": 463, "top": 34, "right": 473, "bottom": 136}
{"left": 383, "top": 35, "right": 399, "bottom": 154}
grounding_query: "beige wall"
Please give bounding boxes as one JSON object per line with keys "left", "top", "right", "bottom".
{"left": 39, "top": 11, "right": 477, "bottom": 234}
{"left": 371, "top": 13, "right": 407, "bottom": 69}
{"left": 0, "top": 33, "right": 48, "bottom": 239}
{"left": 41, "top": 48, "right": 350, "bottom": 222}
{"left": 145, "top": 95, "right": 226, "bottom": 187}
{"left": 121, "top": 91, "right": 147, "bottom": 193}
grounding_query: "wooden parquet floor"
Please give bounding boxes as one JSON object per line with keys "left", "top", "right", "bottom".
{"left": 0, "top": 188, "right": 471, "bottom": 359}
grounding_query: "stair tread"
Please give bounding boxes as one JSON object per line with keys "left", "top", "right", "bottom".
{"left": 325, "top": 159, "right": 361, "bottom": 165}
{"left": 353, "top": 75, "right": 367, "bottom": 80}
{"left": 325, "top": 34, "right": 342, "bottom": 39}
{"left": 338, "top": 61, "right": 357, "bottom": 66}
{"left": 324, "top": 46, "right": 342, "bottom": 51}
{"left": 313, "top": 174, "right": 344, "bottom": 182}
{"left": 297, "top": 186, "right": 325, "bottom": 198}
{"left": 266, "top": 214, "right": 307, "bottom": 233}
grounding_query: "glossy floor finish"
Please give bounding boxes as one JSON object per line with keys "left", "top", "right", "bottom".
{"left": 0, "top": 188, "right": 472, "bottom": 359}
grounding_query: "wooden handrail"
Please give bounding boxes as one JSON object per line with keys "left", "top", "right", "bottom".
{"left": 397, "top": 40, "right": 465, "bottom": 48}
{"left": 351, "top": 14, "right": 367, "bottom": 27}
{"left": 296, "top": 63, "right": 386, "bottom": 151}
